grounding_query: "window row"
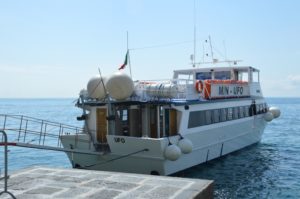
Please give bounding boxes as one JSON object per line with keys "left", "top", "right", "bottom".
{"left": 188, "top": 103, "right": 267, "bottom": 128}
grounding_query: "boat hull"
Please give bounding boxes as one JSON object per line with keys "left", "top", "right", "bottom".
{"left": 61, "top": 114, "right": 266, "bottom": 175}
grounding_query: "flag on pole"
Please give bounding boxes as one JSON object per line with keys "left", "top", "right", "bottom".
{"left": 118, "top": 50, "right": 129, "bottom": 70}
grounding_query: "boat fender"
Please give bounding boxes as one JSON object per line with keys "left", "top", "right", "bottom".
{"left": 87, "top": 76, "right": 107, "bottom": 99}
{"left": 106, "top": 71, "right": 134, "bottom": 100}
{"left": 178, "top": 138, "right": 193, "bottom": 154}
{"left": 195, "top": 80, "right": 203, "bottom": 93}
{"left": 264, "top": 111, "right": 273, "bottom": 122}
{"left": 164, "top": 144, "right": 181, "bottom": 161}
{"left": 79, "top": 89, "right": 88, "bottom": 98}
{"left": 269, "top": 107, "right": 281, "bottom": 118}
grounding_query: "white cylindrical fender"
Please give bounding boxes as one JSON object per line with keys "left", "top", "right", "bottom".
{"left": 164, "top": 144, "right": 181, "bottom": 161}
{"left": 178, "top": 138, "right": 193, "bottom": 154}
{"left": 106, "top": 71, "right": 134, "bottom": 100}
{"left": 79, "top": 89, "right": 88, "bottom": 98}
{"left": 264, "top": 111, "right": 274, "bottom": 122}
{"left": 269, "top": 107, "right": 281, "bottom": 118}
{"left": 87, "top": 76, "right": 106, "bottom": 99}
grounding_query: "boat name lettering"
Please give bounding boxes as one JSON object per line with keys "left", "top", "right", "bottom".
{"left": 219, "top": 86, "right": 229, "bottom": 95}
{"left": 218, "top": 86, "right": 244, "bottom": 95}
{"left": 233, "top": 86, "right": 243, "bottom": 95}
{"left": 114, "top": 137, "right": 125, "bottom": 143}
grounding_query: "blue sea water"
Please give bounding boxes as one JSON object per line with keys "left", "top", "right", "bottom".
{"left": 0, "top": 98, "right": 299, "bottom": 198}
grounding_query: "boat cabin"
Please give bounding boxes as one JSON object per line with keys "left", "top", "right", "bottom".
{"left": 79, "top": 66, "right": 262, "bottom": 146}
{"left": 173, "top": 66, "right": 260, "bottom": 83}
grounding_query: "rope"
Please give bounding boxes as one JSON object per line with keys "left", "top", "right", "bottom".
{"left": 79, "top": 148, "right": 149, "bottom": 168}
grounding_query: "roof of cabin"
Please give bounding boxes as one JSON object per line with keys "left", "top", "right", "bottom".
{"left": 173, "top": 66, "right": 259, "bottom": 75}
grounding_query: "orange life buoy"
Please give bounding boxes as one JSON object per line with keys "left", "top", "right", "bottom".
{"left": 195, "top": 80, "right": 203, "bottom": 93}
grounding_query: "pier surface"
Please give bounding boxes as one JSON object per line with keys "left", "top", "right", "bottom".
{"left": 0, "top": 166, "right": 213, "bottom": 199}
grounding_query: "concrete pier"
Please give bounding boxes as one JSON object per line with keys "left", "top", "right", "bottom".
{"left": 0, "top": 166, "right": 213, "bottom": 199}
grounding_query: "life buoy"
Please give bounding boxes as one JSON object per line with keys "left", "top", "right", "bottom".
{"left": 195, "top": 80, "right": 203, "bottom": 93}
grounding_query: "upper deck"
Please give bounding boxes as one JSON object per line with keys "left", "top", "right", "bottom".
{"left": 79, "top": 65, "right": 263, "bottom": 107}
{"left": 130, "top": 66, "right": 263, "bottom": 102}
{"left": 173, "top": 66, "right": 260, "bottom": 83}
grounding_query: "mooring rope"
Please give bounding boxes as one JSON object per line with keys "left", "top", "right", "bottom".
{"left": 79, "top": 148, "right": 149, "bottom": 169}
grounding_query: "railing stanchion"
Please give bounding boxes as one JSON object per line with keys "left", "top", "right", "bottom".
{"left": 17, "top": 115, "right": 23, "bottom": 141}
{"left": 0, "top": 130, "right": 16, "bottom": 199}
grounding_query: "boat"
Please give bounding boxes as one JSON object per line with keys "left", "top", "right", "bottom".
{"left": 57, "top": 62, "right": 280, "bottom": 175}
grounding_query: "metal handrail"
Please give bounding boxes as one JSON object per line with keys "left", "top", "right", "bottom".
{"left": 0, "top": 130, "right": 16, "bottom": 199}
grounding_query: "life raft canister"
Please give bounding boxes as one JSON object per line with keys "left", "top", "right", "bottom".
{"left": 195, "top": 80, "right": 203, "bottom": 93}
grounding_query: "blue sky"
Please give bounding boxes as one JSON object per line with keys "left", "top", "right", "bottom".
{"left": 0, "top": 0, "right": 299, "bottom": 98}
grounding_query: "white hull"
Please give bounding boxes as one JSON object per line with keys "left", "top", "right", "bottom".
{"left": 61, "top": 113, "right": 266, "bottom": 175}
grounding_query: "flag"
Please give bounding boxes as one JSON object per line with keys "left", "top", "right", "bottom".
{"left": 118, "top": 50, "right": 129, "bottom": 70}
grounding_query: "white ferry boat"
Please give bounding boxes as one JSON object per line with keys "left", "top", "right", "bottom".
{"left": 59, "top": 64, "right": 280, "bottom": 175}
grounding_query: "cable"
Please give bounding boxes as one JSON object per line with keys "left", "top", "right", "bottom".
{"left": 130, "top": 40, "right": 193, "bottom": 51}
{"left": 79, "top": 148, "right": 149, "bottom": 168}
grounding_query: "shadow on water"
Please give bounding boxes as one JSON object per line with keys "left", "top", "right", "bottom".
{"left": 173, "top": 143, "right": 280, "bottom": 198}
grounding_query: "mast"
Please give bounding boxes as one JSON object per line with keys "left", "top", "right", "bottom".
{"left": 127, "top": 31, "right": 132, "bottom": 78}
{"left": 208, "top": 35, "right": 215, "bottom": 63}
{"left": 193, "top": 0, "right": 196, "bottom": 67}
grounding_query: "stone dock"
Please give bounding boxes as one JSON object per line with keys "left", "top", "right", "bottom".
{"left": 0, "top": 166, "right": 213, "bottom": 199}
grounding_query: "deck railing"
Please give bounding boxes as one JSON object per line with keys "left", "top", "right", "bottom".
{"left": 0, "top": 130, "right": 16, "bottom": 199}
{"left": 0, "top": 114, "right": 85, "bottom": 149}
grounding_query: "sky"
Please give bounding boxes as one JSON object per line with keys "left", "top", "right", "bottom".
{"left": 0, "top": 0, "right": 299, "bottom": 98}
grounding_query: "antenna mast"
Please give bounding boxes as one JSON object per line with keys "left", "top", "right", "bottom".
{"left": 193, "top": 0, "right": 196, "bottom": 67}
{"left": 208, "top": 35, "right": 215, "bottom": 63}
{"left": 127, "top": 31, "right": 132, "bottom": 78}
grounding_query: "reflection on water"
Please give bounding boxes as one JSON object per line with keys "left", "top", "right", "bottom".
{"left": 175, "top": 143, "right": 279, "bottom": 198}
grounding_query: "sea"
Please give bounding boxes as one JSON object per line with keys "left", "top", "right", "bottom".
{"left": 0, "top": 98, "right": 299, "bottom": 198}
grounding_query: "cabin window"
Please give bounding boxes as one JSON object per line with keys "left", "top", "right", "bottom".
{"left": 213, "top": 109, "right": 220, "bottom": 123}
{"left": 239, "top": 106, "right": 245, "bottom": 118}
{"left": 116, "top": 108, "right": 129, "bottom": 136}
{"left": 220, "top": 109, "right": 227, "bottom": 122}
{"left": 128, "top": 108, "right": 142, "bottom": 137}
{"left": 238, "top": 72, "right": 249, "bottom": 82}
{"left": 263, "top": 103, "right": 267, "bottom": 113}
{"left": 253, "top": 71, "right": 259, "bottom": 82}
{"left": 233, "top": 107, "right": 239, "bottom": 119}
{"left": 159, "top": 106, "right": 164, "bottom": 137}
{"left": 188, "top": 111, "right": 206, "bottom": 128}
{"left": 257, "top": 104, "right": 262, "bottom": 114}
{"left": 227, "top": 108, "right": 233, "bottom": 120}
{"left": 244, "top": 106, "right": 250, "bottom": 117}
{"left": 196, "top": 72, "right": 212, "bottom": 80}
{"left": 177, "top": 74, "right": 192, "bottom": 81}
{"left": 255, "top": 104, "right": 260, "bottom": 114}
{"left": 205, "top": 110, "right": 212, "bottom": 125}
{"left": 215, "top": 71, "right": 231, "bottom": 80}
{"left": 187, "top": 104, "right": 264, "bottom": 128}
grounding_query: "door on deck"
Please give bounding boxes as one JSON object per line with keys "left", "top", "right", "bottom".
{"left": 96, "top": 108, "right": 107, "bottom": 143}
{"left": 150, "top": 106, "right": 158, "bottom": 138}
{"left": 165, "top": 108, "right": 178, "bottom": 136}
